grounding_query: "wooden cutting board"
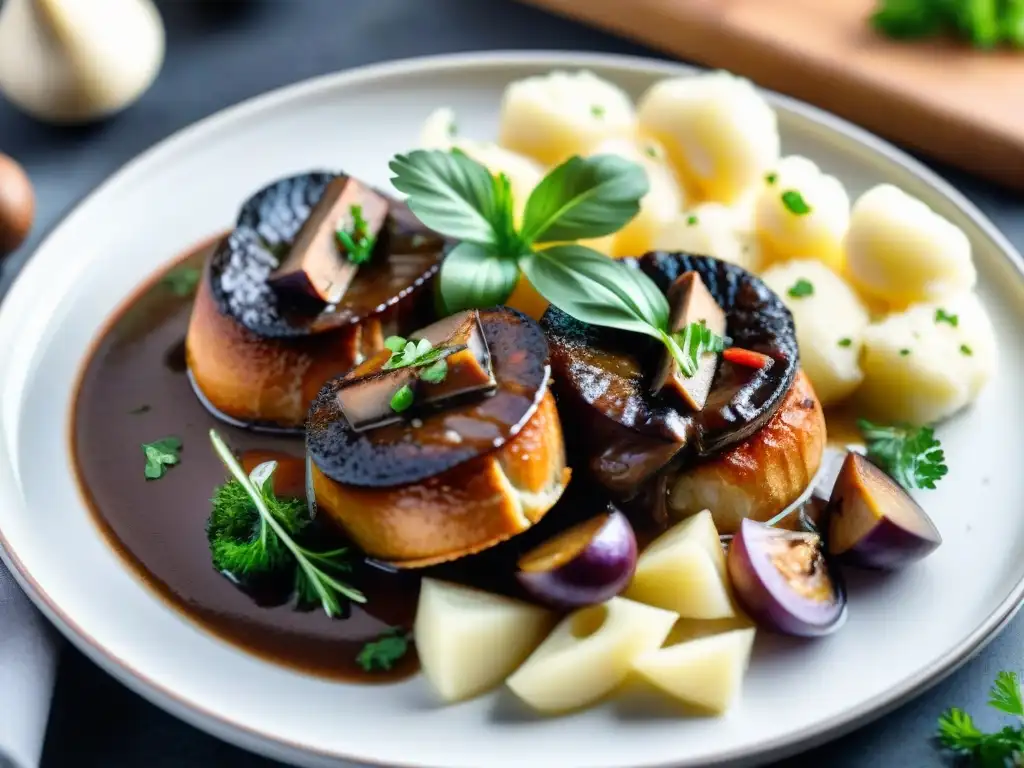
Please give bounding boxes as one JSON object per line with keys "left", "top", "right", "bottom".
{"left": 519, "top": 0, "right": 1024, "bottom": 191}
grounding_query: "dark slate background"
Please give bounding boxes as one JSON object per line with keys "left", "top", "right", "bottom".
{"left": 0, "top": 1, "right": 1018, "bottom": 766}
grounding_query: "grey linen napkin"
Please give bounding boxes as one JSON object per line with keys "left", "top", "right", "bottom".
{"left": 0, "top": 559, "right": 57, "bottom": 768}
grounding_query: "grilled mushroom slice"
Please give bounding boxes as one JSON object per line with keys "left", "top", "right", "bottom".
{"left": 543, "top": 252, "right": 799, "bottom": 501}
{"left": 186, "top": 172, "right": 445, "bottom": 430}
{"left": 307, "top": 308, "right": 571, "bottom": 567}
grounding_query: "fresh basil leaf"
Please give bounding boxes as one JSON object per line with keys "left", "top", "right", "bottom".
{"left": 522, "top": 244, "right": 668, "bottom": 329}
{"left": 518, "top": 245, "right": 665, "bottom": 342}
{"left": 389, "top": 149, "right": 498, "bottom": 245}
{"left": 520, "top": 154, "right": 650, "bottom": 244}
{"left": 439, "top": 241, "right": 520, "bottom": 313}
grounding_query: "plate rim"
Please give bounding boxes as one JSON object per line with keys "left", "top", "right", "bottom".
{"left": 2, "top": 49, "right": 1023, "bottom": 768}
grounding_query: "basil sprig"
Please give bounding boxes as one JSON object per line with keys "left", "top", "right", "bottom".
{"left": 389, "top": 147, "right": 714, "bottom": 373}
{"left": 390, "top": 149, "right": 648, "bottom": 313}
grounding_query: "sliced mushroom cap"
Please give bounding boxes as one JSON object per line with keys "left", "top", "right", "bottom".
{"left": 542, "top": 252, "right": 798, "bottom": 497}
{"left": 307, "top": 307, "right": 552, "bottom": 488}
{"left": 209, "top": 172, "right": 446, "bottom": 339}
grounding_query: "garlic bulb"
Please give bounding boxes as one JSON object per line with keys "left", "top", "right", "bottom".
{"left": 0, "top": 0, "right": 165, "bottom": 124}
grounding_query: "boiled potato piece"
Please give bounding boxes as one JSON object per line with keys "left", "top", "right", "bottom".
{"left": 506, "top": 597, "right": 677, "bottom": 713}
{"left": 624, "top": 510, "right": 734, "bottom": 619}
{"left": 845, "top": 184, "right": 976, "bottom": 309}
{"left": 655, "top": 202, "right": 757, "bottom": 271}
{"left": 417, "top": 107, "right": 543, "bottom": 222}
{"left": 416, "top": 578, "right": 554, "bottom": 703}
{"left": 761, "top": 259, "right": 870, "bottom": 405}
{"left": 588, "top": 136, "right": 686, "bottom": 258}
{"left": 499, "top": 70, "right": 636, "bottom": 167}
{"left": 857, "top": 291, "right": 997, "bottom": 424}
{"left": 633, "top": 629, "right": 756, "bottom": 714}
{"left": 638, "top": 71, "right": 780, "bottom": 205}
{"left": 756, "top": 156, "right": 850, "bottom": 272}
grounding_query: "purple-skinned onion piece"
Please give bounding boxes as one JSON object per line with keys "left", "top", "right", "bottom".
{"left": 727, "top": 518, "right": 846, "bottom": 638}
{"left": 827, "top": 452, "right": 942, "bottom": 570}
{"left": 516, "top": 508, "right": 637, "bottom": 609}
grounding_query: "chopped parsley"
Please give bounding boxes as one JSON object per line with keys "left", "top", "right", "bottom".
{"left": 780, "top": 189, "right": 812, "bottom": 215}
{"left": 837, "top": 338, "right": 853, "bottom": 348}
{"left": 686, "top": 214, "right": 699, "bottom": 226}
{"left": 960, "top": 343, "right": 973, "bottom": 356}
{"left": 900, "top": 348, "right": 911, "bottom": 356}
{"left": 765, "top": 172, "right": 778, "bottom": 185}
{"left": 590, "top": 104, "right": 606, "bottom": 118}
{"left": 935, "top": 308, "right": 959, "bottom": 327}
{"left": 356, "top": 629, "right": 410, "bottom": 672}
{"left": 141, "top": 436, "right": 182, "bottom": 480}
{"left": 787, "top": 279, "right": 814, "bottom": 298}
{"left": 390, "top": 384, "right": 415, "bottom": 413}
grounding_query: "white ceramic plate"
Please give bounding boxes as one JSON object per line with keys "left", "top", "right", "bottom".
{"left": 2, "top": 51, "right": 1024, "bottom": 768}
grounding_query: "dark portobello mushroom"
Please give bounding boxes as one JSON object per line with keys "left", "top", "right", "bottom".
{"left": 541, "top": 252, "right": 799, "bottom": 501}
{"left": 307, "top": 308, "right": 571, "bottom": 568}
{"left": 186, "top": 172, "right": 446, "bottom": 430}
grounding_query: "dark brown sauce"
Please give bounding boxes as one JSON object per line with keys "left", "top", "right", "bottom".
{"left": 71, "top": 237, "right": 420, "bottom": 683}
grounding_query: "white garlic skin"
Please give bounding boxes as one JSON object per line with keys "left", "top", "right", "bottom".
{"left": 0, "top": 0, "right": 165, "bottom": 124}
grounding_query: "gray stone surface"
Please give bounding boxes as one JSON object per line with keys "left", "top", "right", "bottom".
{"left": 0, "top": 0, "right": 1017, "bottom": 765}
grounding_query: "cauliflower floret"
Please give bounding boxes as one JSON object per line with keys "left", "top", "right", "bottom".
{"left": 761, "top": 259, "right": 869, "bottom": 406}
{"left": 844, "top": 184, "right": 976, "bottom": 309}
{"left": 755, "top": 155, "right": 850, "bottom": 273}
{"left": 498, "top": 70, "right": 636, "bottom": 167}
{"left": 637, "top": 71, "right": 780, "bottom": 205}
{"left": 856, "top": 291, "right": 996, "bottom": 424}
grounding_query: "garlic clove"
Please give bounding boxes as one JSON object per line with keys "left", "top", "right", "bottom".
{"left": 0, "top": 0, "right": 165, "bottom": 124}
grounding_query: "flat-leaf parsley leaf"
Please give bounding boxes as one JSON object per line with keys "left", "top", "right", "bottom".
{"left": 356, "top": 628, "right": 411, "bottom": 672}
{"left": 937, "top": 670, "right": 1024, "bottom": 764}
{"left": 857, "top": 419, "right": 948, "bottom": 490}
{"left": 142, "top": 436, "right": 182, "bottom": 480}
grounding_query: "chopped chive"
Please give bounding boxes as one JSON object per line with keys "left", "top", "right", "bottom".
{"left": 900, "top": 348, "right": 911, "bottom": 357}
{"left": 935, "top": 308, "right": 959, "bottom": 327}
{"left": 837, "top": 338, "right": 852, "bottom": 348}
{"left": 960, "top": 344, "right": 973, "bottom": 356}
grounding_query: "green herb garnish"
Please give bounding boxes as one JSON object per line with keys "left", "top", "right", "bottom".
{"left": 419, "top": 359, "right": 448, "bottom": 384}
{"left": 900, "top": 348, "right": 911, "bottom": 356}
{"left": 676, "top": 321, "right": 727, "bottom": 376}
{"left": 781, "top": 190, "right": 812, "bottom": 215}
{"left": 872, "top": 0, "right": 1015, "bottom": 48}
{"left": 838, "top": 337, "right": 853, "bottom": 347}
{"left": 686, "top": 214, "right": 699, "bottom": 226}
{"left": 336, "top": 204, "right": 376, "bottom": 265}
{"left": 390, "top": 384, "right": 415, "bottom": 413}
{"left": 590, "top": 104, "right": 606, "bottom": 118}
{"left": 392, "top": 150, "right": 725, "bottom": 376}
{"left": 644, "top": 145, "right": 659, "bottom": 159}
{"left": 858, "top": 419, "right": 948, "bottom": 490}
{"left": 961, "top": 343, "right": 974, "bottom": 356}
{"left": 207, "top": 430, "right": 364, "bottom": 617}
{"left": 935, "top": 307, "right": 960, "bottom": 326}
{"left": 788, "top": 279, "right": 814, "bottom": 298}
{"left": 142, "top": 436, "right": 182, "bottom": 480}
{"left": 937, "top": 671, "right": 1024, "bottom": 763}
{"left": 356, "top": 629, "right": 410, "bottom": 672}
{"left": 161, "top": 266, "right": 202, "bottom": 297}
{"left": 765, "top": 172, "right": 778, "bottom": 185}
